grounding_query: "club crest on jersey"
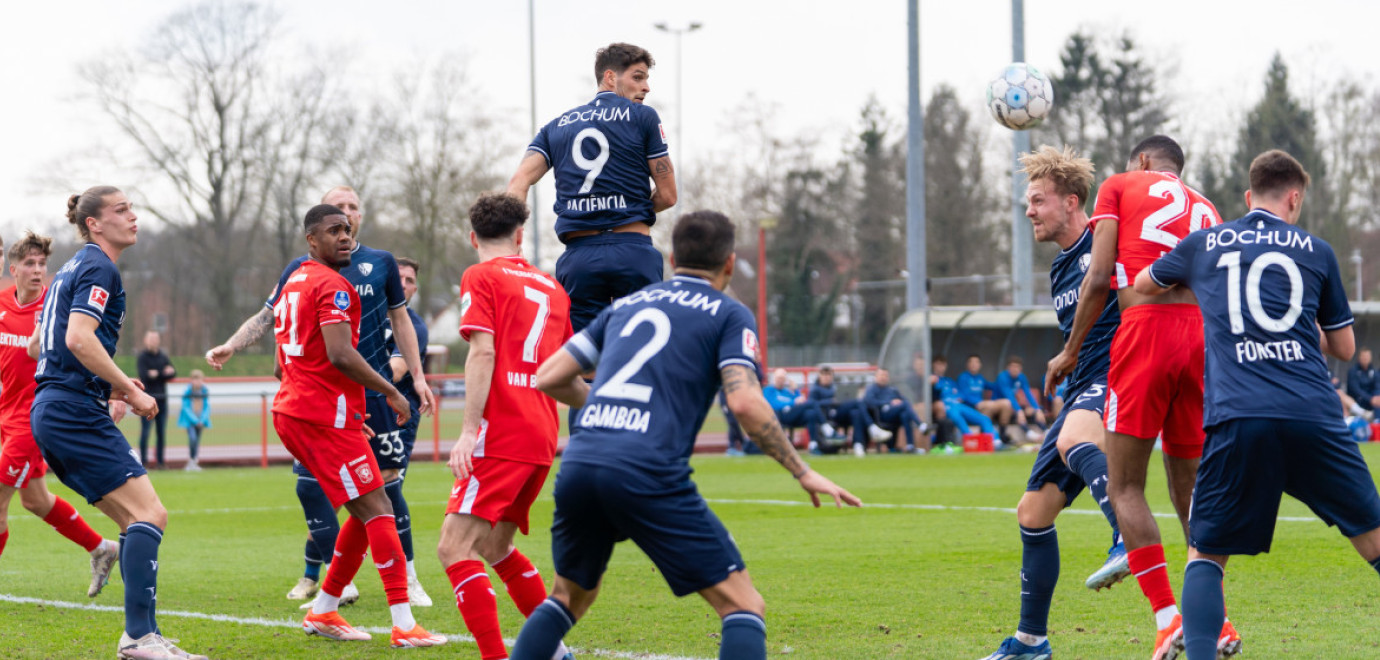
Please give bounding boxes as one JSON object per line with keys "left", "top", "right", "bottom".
{"left": 355, "top": 463, "right": 374, "bottom": 485}
{"left": 1078, "top": 253, "right": 1092, "bottom": 273}
{"left": 743, "top": 328, "right": 759, "bottom": 359}
{"left": 87, "top": 286, "right": 110, "bottom": 312}
{"left": 334, "top": 291, "right": 351, "bottom": 311}
{"left": 358, "top": 262, "right": 373, "bottom": 276}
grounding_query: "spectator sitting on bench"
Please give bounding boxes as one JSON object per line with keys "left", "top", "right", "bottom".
{"left": 957, "top": 354, "right": 1013, "bottom": 428}
{"left": 930, "top": 356, "right": 997, "bottom": 439}
{"left": 809, "top": 365, "right": 892, "bottom": 456}
{"left": 863, "top": 368, "right": 928, "bottom": 454}
{"left": 762, "top": 368, "right": 830, "bottom": 452}
{"left": 995, "top": 356, "right": 1048, "bottom": 431}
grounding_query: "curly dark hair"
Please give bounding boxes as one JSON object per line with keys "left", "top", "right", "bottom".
{"left": 469, "top": 193, "right": 529, "bottom": 240}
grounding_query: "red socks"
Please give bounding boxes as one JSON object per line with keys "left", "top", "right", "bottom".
{"left": 447, "top": 559, "right": 508, "bottom": 659}
{"left": 1128, "top": 544, "right": 1178, "bottom": 613}
{"left": 363, "top": 514, "right": 409, "bottom": 606}
{"left": 492, "top": 550, "right": 548, "bottom": 616}
{"left": 322, "top": 515, "right": 368, "bottom": 598}
{"left": 0, "top": 528, "right": 8, "bottom": 556}
{"left": 43, "top": 497, "right": 102, "bottom": 552}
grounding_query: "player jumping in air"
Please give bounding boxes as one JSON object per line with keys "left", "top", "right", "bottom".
{"left": 274, "top": 204, "right": 444, "bottom": 648}
{"left": 1134, "top": 150, "right": 1380, "bottom": 660}
{"left": 0, "top": 231, "right": 120, "bottom": 599}
{"left": 438, "top": 193, "right": 575, "bottom": 660}
{"left": 982, "top": 145, "right": 1125, "bottom": 660}
{"left": 1046, "top": 136, "right": 1238, "bottom": 659}
{"left": 510, "top": 211, "right": 860, "bottom": 660}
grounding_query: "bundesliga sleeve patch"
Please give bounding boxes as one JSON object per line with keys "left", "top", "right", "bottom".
{"left": 742, "top": 328, "right": 759, "bottom": 359}
{"left": 333, "top": 290, "right": 351, "bottom": 311}
{"left": 659, "top": 123, "right": 668, "bottom": 144}
{"left": 87, "top": 286, "right": 110, "bottom": 312}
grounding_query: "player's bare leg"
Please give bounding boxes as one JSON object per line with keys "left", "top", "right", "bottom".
{"left": 1162, "top": 452, "right": 1199, "bottom": 544}
{"left": 510, "top": 575, "right": 600, "bottom": 660}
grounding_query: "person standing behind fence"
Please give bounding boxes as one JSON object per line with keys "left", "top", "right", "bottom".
{"left": 137, "top": 330, "right": 175, "bottom": 468}
{"left": 177, "top": 369, "right": 211, "bottom": 472}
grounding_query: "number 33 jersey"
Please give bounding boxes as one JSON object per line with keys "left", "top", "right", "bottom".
{"left": 272, "top": 259, "right": 365, "bottom": 430}
{"left": 1090, "top": 170, "right": 1220, "bottom": 289}
{"left": 528, "top": 91, "right": 669, "bottom": 238}
{"left": 1146, "top": 209, "right": 1353, "bottom": 427}
{"left": 459, "top": 255, "right": 572, "bottom": 466}
{"left": 561, "top": 275, "right": 761, "bottom": 482}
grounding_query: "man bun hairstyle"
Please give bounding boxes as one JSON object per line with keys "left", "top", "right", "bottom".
{"left": 67, "top": 185, "right": 121, "bottom": 241}
{"left": 1020, "top": 145, "right": 1095, "bottom": 205}
{"left": 594, "top": 42, "right": 655, "bottom": 84}
{"left": 304, "top": 204, "right": 346, "bottom": 233}
{"left": 8, "top": 231, "right": 53, "bottom": 264}
{"left": 469, "top": 193, "right": 529, "bottom": 241}
{"left": 1129, "top": 135, "right": 1185, "bottom": 174}
{"left": 672, "top": 211, "right": 735, "bottom": 272}
{"left": 1248, "top": 149, "right": 1310, "bottom": 199}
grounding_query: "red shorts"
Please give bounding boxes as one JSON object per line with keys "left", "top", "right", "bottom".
{"left": 0, "top": 429, "right": 46, "bottom": 488}
{"left": 1105, "top": 304, "right": 1205, "bottom": 458}
{"left": 446, "top": 457, "right": 550, "bottom": 535}
{"left": 274, "top": 414, "right": 383, "bottom": 508}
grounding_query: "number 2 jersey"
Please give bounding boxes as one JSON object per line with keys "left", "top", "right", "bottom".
{"left": 528, "top": 91, "right": 669, "bottom": 239}
{"left": 1090, "top": 170, "right": 1220, "bottom": 289}
{"left": 1146, "top": 209, "right": 1352, "bottom": 427}
{"left": 458, "top": 255, "right": 572, "bottom": 466}
{"left": 271, "top": 259, "right": 365, "bottom": 431}
{"left": 561, "top": 275, "right": 760, "bottom": 481}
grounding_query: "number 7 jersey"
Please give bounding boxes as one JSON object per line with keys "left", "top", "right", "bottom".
{"left": 1090, "top": 170, "right": 1220, "bottom": 289}
{"left": 459, "top": 255, "right": 572, "bottom": 466}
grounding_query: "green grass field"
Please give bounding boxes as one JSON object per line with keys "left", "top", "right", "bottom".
{"left": 4, "top": 450, "right": 1380, "bottom": 658}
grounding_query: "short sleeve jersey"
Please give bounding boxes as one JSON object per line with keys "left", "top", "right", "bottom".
{"left": 561, "top": 275, "right": 759, "bottom": 481}
{"left": 1051, "top": 227, "right": 1120, "bottom": 394}
{"left": 528, "top": 91, "right": 669, "bottom": 239}
{"left": 267, "top": 243, "right": 405, "bottom": 396}
{"left": 271, "top": 260, "right": 366, "bottom": 430}
{"left": 34, "top": 244, "right": 127, "bottom": 403}
{"left": 458, "top": 255, "right": 573, "bottom": 465}
{"left": 0, "top": 285, "right": 45, "bottom": 435}
{"left": 1090, "top": 171, "right": 1221, "bottom": 289}
{"left": 1147, "top": 209, "right": 1352, "bottom": 426}
{"left": 389, "top": 307, "right": 429, "bottom": 410}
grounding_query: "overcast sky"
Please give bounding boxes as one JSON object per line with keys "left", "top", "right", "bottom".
{"left": 1, "top": 0, "right": 1372, "bottom": 241}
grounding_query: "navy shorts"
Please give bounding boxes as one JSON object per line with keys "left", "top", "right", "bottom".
{"left": 1191, "top": 417, "right": 1380, "bottom": 556}
{"left": 551, "top": 462, "right": 744, "bottom": 597}
{"left": 366, "top": 395, "right": 414, "bottom": 472}
{"left": 32, "top": 397, "right": 147, "bottom": 504}
{"left": 555, "top": 233, "right": 663, "bottom": 333}
{"left": 1026, "top": 379, "right": 1107, "bottom": 506}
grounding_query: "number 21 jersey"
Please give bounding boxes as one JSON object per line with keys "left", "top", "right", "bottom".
{"left": 1090, "top": 170, "right": 1220, "bottom": 289}
{"left": 528, "top": 91, "right": 669, "bottom": 238}
{"left": 271, "top": 260, "right": 365, "bottom": 431}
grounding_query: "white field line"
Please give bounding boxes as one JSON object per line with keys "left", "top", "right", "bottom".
{"left": 6, "top": 498, "right": 1324, "bottom": 524}
{"left": 0, "top": 593, "right": 714, "bottom": 660}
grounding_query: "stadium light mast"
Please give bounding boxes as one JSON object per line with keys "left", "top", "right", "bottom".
{"left": 1010, "top": 0, "right": 1034, "bottom": 306}
{"left": 905, "top": 0, "right": 932, "bottom": 419}
{"left": 528, "top": 0, "right": 541, "bottom": 267}
{"left": 654, "top": 20, "right": 702, "bottom": 219}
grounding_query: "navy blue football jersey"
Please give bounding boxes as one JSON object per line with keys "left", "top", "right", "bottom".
{"left": 1148, "top": 209, "right": 1352, "bottom": 426}
{"left": 1052, "top": 228, "right": 1120, "bottom": 395}
{"left": 561, "top": 275, "right": 759, "bottom": 481}
{"left": 267, "top": 243, "right": 405, "bottom": 395}
{"left": 388, "top": 307, "right": 429, "bottom": 409}
{"left": 34, "top": 244, "right": 127, "bottom": 402}
{"left": 529, "top": 91, "right": 669, "bottom": 239}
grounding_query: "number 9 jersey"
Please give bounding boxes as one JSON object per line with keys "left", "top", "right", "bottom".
{"left": 528, "top": 91, "right": 669, "bottom": 239}
{"left": 271, "top": 260, "right": 365, "bottom": 431}
{"left": 1090, "top": 170, "right": 1220, "bottom": 289}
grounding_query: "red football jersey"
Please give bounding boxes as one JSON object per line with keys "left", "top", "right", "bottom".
{"left": 0, "top": 285, "right": 43, "bottom": 437}
{"left": 459, "top": 255, "right": 572, "bottom": 465}
{"left": 272, "top": 260, "right": 365, "bottom": 430}
{"left": 1090, "top": 171, "right": 1220, "bottom": 289}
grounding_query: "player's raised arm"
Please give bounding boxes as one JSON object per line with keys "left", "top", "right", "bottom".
{"left": 720, "top": 364, "right": 862, "bottom": 508}
{"left": 649, "top": 156, "right": 677, "bottom": 212}
{"left": 321, "top": 322, "right": 410, "bottom": 426}
{"left": 536, "top": 348, "right": 590, "bottom": 409}
{"left": 506, "top": 151, "right": 550, "bottom": 202}
{"left": 450, "top": 330, "right": 495, "bottom": 480}
{"left": 1046, "top": 220, "right": 1117, "bottom": 396}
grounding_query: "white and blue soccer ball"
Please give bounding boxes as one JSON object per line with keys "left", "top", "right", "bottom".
{"left": 986, "top": 63, "right": 1054, "bottom": 131}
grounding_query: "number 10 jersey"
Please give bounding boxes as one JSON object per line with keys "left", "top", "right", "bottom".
{"left": 528, "top": 91, "right": 669, "bottom": 239}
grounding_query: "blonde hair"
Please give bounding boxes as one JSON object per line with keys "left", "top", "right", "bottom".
{"left": 321, "top": 186, "right": 358, "bottom": 203}
{"left": 189, "top": 369, "right": 205, "bottom": 379}
{"left": 1019, "top": 145, "right": 1095, "bottom": 205}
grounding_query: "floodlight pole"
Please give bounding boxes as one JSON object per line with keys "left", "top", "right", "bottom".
{"left": 654, "top": 21, "right": 702, "bottom": 219}
{"left": 905, "top": 0, "right": 932, "bottom": 422}
{"left": 528, "top": 0, "right": 541, "bottom": 267}
{"left": 1010, "top": 0, "right": 1033, "bottom": 306}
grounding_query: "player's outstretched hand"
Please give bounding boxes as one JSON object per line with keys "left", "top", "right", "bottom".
{"left": 449, "top": 430, "right": 479, "bottom": 480}
{"left": 108, "top": 399, "right": 129, "bottom": 424}
{"left": 1044, "top": 350, "right": 1076, "bottom": 397}
{"left": 387, "top": 390, "right": 411, "bottom": 426}
{"left": 798, "top": 471, "right": 863, "bottom": 509}
{"left": 205, "top": 344, "right": 234, "bottom": 371}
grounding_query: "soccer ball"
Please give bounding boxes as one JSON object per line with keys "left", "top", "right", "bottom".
{"left": 986, "top": 63, "right": 1054, "bottom": 131}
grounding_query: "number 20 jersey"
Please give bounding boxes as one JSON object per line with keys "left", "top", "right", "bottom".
{"left": 1090, "top": 170, "right": 1220, "bottom": 289}
{"left": 458, "top": 255, "right": 572, "bottom": 466}
{"left": 528, "top": 91, "right": 669, "bottom": 238}
{"left": 561, "top": 275, "right": 760, "bottom": 482}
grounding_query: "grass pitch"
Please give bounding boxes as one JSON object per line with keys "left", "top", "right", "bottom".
{"left": 4, "top": 449, "right": 1380, "bottom": 658}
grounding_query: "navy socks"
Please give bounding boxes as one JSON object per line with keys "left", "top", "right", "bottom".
{"left": 1017, "top": 524, "right": 1059, "bottom": 637}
